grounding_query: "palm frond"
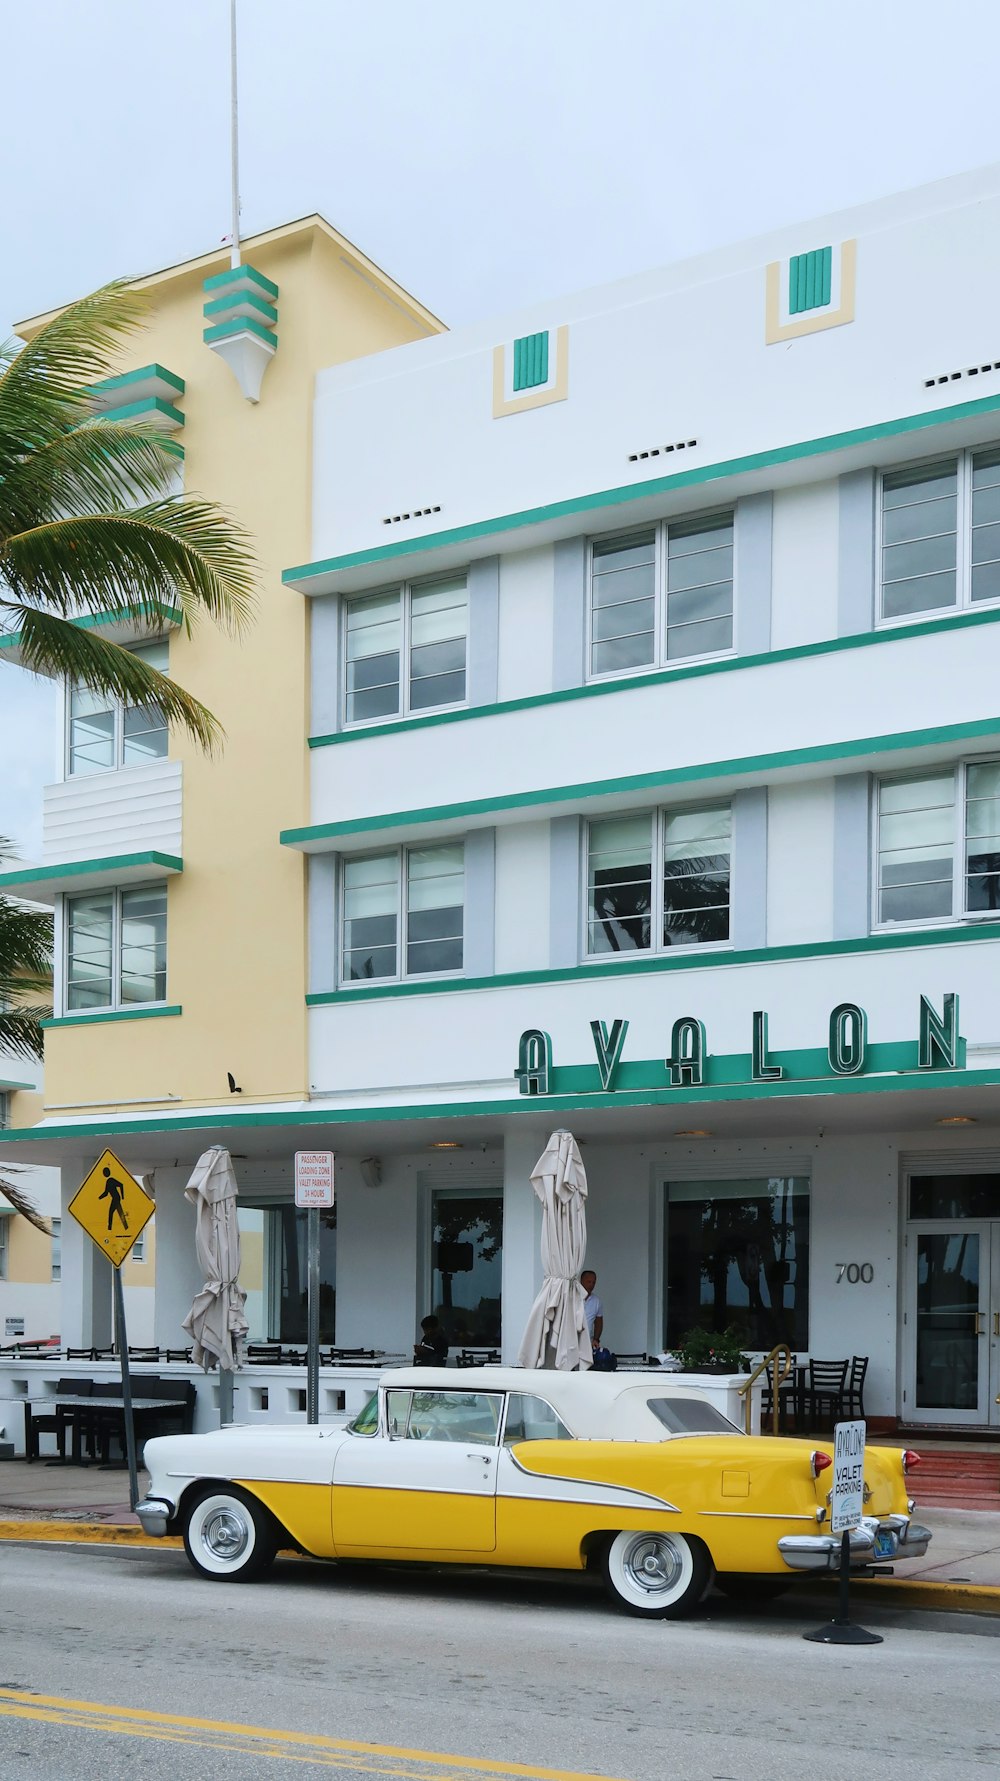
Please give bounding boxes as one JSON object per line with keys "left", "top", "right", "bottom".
{"left": 0, "top": 281, "right": 147, "bottom": 441}
{"left": 0, "top": 1006, "right": 50, "bottom": 1061}
{"left": 0, "top": 419, "right": 181, "bottom": 538}
{"left": 2, "top": 503, "right": 256, "bottom": 634}
{"left": 0, "top": 1172, "right": 50, "bottom": 1235}
{"left": 2, "top": 610, "right": 224, "bottom": 751}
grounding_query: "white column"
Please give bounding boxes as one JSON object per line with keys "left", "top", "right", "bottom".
{"left": 59, "top": 1153, "right": 113, "bottom": 1348}
{"left": 152, "top": 1166, "right": 204, "bottom": 1349}
{"left": 500, "top": 1124, "right": 548, "bottom": 1363}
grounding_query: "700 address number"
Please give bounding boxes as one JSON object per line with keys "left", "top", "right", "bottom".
{"left": 835, "top": 1262, "right": 874, "bottom": 1283}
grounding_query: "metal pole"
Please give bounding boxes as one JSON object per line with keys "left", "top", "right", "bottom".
{"left": 836, "top": 1527, "right": 851, "bottom": 1624}
{"left": 219, "top": 1368, "right": 234, "bottom": 1427}
{"left": 306, "top": 1206, "right": 320, "bottom": 1424}
{"left": 229, "top": 0, "right": 241, "bottom": 267}
{"left": 112, "top": 1265, "right": 140, "bottom": 1511}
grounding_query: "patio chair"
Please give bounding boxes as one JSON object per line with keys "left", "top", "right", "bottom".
{"left": 24, "top": 1378, "right": 91, "bottom": 1462}
{"left": 127, "top": 1346, "right": 160, "bottom": 1362}
{"left": 163, "top": 1348, "right": 193, "bottom": 1363}
{"left": 246, "top": 1343, "right": 282, "bottom": 1363}
{"left": 801, "top": 1358, "right": 849, "bottom": 1427}
{"left": 844, "top": 1354, "right": 869, "bottom": 1420}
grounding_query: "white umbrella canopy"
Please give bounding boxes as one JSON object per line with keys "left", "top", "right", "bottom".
{"left": 181, "top": 1146, "right": 249, "bottom": 1372}
{"left": 517, "top": 1130, "right": 592, "bottom": 1371}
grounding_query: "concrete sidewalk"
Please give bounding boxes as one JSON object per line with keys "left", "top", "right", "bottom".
{"left": 2, "top": 1460, "right": 999, "bottom": 1612}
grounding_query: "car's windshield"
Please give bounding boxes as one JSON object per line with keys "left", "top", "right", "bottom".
{"left": 347, "top": 1392, "right": 379, "bottom": 1436}
{"left": 646, "top": 1396, "right": 741, "bottom": 1435}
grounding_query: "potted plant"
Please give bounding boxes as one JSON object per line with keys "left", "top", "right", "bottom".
{"left": 675, "top": 1324, "right": 748, "bottom": 1373}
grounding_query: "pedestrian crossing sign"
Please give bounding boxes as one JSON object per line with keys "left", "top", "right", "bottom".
{"left": 68, "top": 1148, "right": 155, "bottom": 1267}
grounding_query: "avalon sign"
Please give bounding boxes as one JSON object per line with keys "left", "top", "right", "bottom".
{"left": 515, "top": 993, "right": 961, "bottom": 1096}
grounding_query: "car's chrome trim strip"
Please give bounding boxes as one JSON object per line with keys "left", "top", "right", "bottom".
{"left": 699, "top": 1511, "right": 816, "bottom": 1521}
{"left": 504, "top": 1450, "right": 679, "bottom": 1513}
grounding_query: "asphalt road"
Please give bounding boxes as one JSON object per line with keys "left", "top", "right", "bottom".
{"left": 0, "top": 1541, "right": 998, "bottom": 1781}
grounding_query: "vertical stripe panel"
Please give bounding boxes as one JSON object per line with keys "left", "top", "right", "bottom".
{"left": 821, "top": 245, "right": 832, "bottom": 306}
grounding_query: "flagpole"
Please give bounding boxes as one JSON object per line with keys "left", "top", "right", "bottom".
{"left": 229, "top": 0, "right": 241, "bottom": 268}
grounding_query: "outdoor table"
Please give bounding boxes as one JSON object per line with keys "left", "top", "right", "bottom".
{"left": 23, "top": 1395, "right": 185, "bottom": 1465}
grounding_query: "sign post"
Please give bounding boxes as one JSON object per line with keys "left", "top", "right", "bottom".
{"left": 67, "top": 1149, "right": 155, "bottom": 1510}
{"left": 294, "top": 1152, "right": 335, "bottom": 1425}
{"left": 804, "top": 1418, "right": 883, "bottom": 1646}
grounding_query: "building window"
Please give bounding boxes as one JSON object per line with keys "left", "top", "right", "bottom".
{"left": 431, "top": 1188, "right": 502, "bottom": 1347}
{"left": 879, "top": 448, "right": 1000, "bottom": 621}
{"left": 68, "top": 640, "right": 169, "bottom": 775}
{"left": 586, "top": 806, "right": 731, "bottom": 955}
{"left": 876, "top": 760, "right": 1000, "bottom": 925}
{"left": 50, "top": 1218, "right": 61, "bottom": 1282}
{"left": 664, "top": 1176, "right": 810, "bottom": 1351}
{"left": 131, "top": 1228, "right": 146, "bottom": 1263}
{"left": 0, "top": 1217, "right": 7, "bottom": 1280}
{"left": 267, "top": 1205, "right": 336, "bottom": 1342}
{"left": 341, "top": 843, "right": 464, "bottom": 982}
{"left": 589, "top": 512, "right": 734, "bottom": 678}
{"left": 344, "top": 577, "right": 468, "bottom": 724}
{"left": 65, "top": 883, "right": 167, "bottom": 1011}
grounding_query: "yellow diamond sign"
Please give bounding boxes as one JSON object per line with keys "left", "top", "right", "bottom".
{"left": 68, "top": 1148, "right": 154, "bottom": 1267}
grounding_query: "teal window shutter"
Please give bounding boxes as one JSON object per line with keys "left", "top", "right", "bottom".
{"left": 513, "top": 331, "right": 549, "bottom": 391}
{"left": 788, "top": 246, "right": 833, "bottom": 315}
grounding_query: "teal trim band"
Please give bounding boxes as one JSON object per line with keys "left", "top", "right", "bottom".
{"left": 0, "top": 1078, "right": 34, "bottom": 1091}
{"left": 283, "top": 389, "right": 1000, "bottom": 586}
{"left": 203, "top": 318, "right": 279, "bottom": 351}
{"left": 307, "top": 919, "right": 1000, "bottom": 1006}
{"left": 96, "top": 397, "right": 185, "bottom": 428}
{"left": 89, "top": 364, "right": 185, "bottom": 398}
{"left": 41, "top": 1005, "right": 182, "bottom": 1030}
{"left": 203, "top": 263, "right": 279, "bottom": 300}
{"left": 308, "top": 605, "right": 1000, "bottom": 750}
{"left": 0, "top": 852, "right": 183, "bottom": 892}
{"left": 202, "top": 291, "right": 278, "bottom": 325}
{"left": 0, "top": 603, "right": 182, "bottom": 655}
{"left": 283, "top": 714, "right": 1000, "bottom": 847}
{"left": 4, "top": 1064, "right": 1000, "bottom": 1147}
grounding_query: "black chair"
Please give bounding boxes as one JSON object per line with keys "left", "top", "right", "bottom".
{"left": 24, "top": 1378, "right": 92, "bottom": 1462}
{"left": 163, "top": 1348, "right": 193, "bottom": 1363}
{"left": 802, "top": 1358, "right": 849, "bottom": 1427}
{"left": 247, "top": 1343, "right": 282, "bottom": 1363}
{"left": 456, "top": 1348, "right": 500, "bottom": 1368}
{"left": 66, "top": 1347, "right": 95, "bottom": 1361}
{"left": 127, "top": 1346, "right": 160, "bottom": 1362}
{"left": 844, "top": 1355, "right": 868, "bottom": 1420}
{"left": 105, "top": 1378, "right": 196, "bottom": 1462}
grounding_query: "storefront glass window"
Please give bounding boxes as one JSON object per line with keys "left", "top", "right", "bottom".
{"left": 430, "top": 1189, "right": 502, "bottom": 1348}
{"left": 267, "top": 1205, "right": 337, "bottom": 1344}
{"left": 910, "top": 1175, "right": 1000, "bottom": 1219}
{"left": 664, "top": 1176, "right": 810, "bottom": 1351}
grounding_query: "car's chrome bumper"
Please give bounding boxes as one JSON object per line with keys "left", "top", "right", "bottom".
{"left": 135, "top": 1496, "right": 175, "bottom": 1538}
{"left": 778, "top": 1514, "right": 933, "bottom": 1572}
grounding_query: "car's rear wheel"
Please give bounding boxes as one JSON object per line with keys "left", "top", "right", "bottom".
{"left": 183, "top": 1486, "right": 278, "bottom": 1583}
{"left": 603, "top": 1529, "right": 710, "bottom": 1618}
{"left": 714, "top": 1573, "right": 791, "bottom": 1601}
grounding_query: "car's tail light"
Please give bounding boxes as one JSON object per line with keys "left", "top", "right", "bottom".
{"left": 811, "top": 1450, "right": 832, "bottom": 1478}
{"left": 901, "top": 1449, "right": 922, "bottom": 1472}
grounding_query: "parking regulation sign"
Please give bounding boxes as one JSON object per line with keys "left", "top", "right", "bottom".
{"left": 294, "top": 1150, "right": 335, "bottom": 1208}
{"left": 831, "top": 1419, "right": 866, "bottom": 1534}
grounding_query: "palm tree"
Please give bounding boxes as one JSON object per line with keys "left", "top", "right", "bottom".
{"left": 0, "top": 280, "right": 255, "bottom": 742}
{"left": 0, "top": 841, "right": 52, "bottom": 1228}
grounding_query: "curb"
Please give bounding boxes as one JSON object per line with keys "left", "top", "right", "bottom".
{"left": 845, "top": 1577, "right": 1000, "bottom": 1617}
{"left": 0, "top": 1518, "right": 180, "bottom": 1549}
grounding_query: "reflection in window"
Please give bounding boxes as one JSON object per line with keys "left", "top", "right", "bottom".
{"left": 345, "top": 579, "right": 468, "bottom": 723}
{"left": 65, "top": 884, "right": 166, "bottom": 1011}
{"left": 877, "top": 773, "right": 955, "bottom": 924}
{"left": 68, "top": 641, "right": 169, "bottom": 774}
{"left": 664, "top": 1176, "right": 810, "bottom": 1351}
{"left": 588, "top": 806, "right": 730, "bottom": 955}
{"left": 431, "top": 1190, "right": 502, "bottom": 1347}
{"left": 880, "top": 447, "right": 1000, "bottom": 620}
{"left": 503, "top": 1393, "right": 572, "bottom": 1443}
{"left": 407, "top": 1390, "right": 501, "bottom": 1443}
{"left": 590, "top": 513, "right": 734, "bottom": 678}
{"left": 342, "top": 844, "right": 464, "bottom": 982}
{"left": 268, "top": 1205, "right": 336, "bottom": 1343}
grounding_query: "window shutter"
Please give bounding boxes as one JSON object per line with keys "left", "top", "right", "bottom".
{"left": 788, "top": 246, "right": 832, "bottom": 315}
{"left": 512, "top": 331, "right": 549, "bottom": 391}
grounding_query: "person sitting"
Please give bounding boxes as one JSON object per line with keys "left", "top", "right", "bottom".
{"left": 413, "top": 1314, "right": 448, "bottom": 1367}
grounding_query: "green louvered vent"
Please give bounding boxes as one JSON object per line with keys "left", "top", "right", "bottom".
{"left": 513, "top": 331, "right": 549, "bottom": 391}
{"left": 788, "top": 247, "right": 832, "bottom": 315}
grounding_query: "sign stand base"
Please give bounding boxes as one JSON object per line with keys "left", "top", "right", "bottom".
{"left": 803, "top": 1528, "right": 883, "bottom": 1645}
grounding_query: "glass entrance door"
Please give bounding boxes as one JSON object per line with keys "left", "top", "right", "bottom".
{"left": 905, "top": 1223, "right": 1000, "bottom": 1425}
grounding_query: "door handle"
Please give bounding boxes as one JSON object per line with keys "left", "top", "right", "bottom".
{"left": 467, "top": 1452, "right": 492, "bottom": 1464}
{"left": 994, "top": 1312, "right": 1000, "bottom": 1337}
{"left": 975, "top": 1311, "right": 986, "bottom": 1335}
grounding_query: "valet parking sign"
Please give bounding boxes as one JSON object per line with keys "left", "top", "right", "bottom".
{"left": 831, "top": 1419, "right": 867, "bottom": 1533}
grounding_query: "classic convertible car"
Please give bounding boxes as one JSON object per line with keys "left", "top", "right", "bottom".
{"left": 137, "top": 1366, "right": 931, "bottom": 1617}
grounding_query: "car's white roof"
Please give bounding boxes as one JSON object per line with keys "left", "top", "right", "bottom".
{"left": 377, "top": 1366, "right": 726, "bottom": 1440}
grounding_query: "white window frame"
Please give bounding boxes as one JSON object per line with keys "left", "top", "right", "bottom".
{"left": 586, "top": 505, "right": 737, "bottom": 684}
{"left": 876, "top": 445, "right": 1000, "bottom": 628}
{"left": 338, "top": 843, "right": 466, "bottom": 988}
{"left": 64, "top": 639, "right": 171, "bottom": 778}
{"left": 131, "top": 1228, "right": 146, "bottom": 1263}
{"left": 872, "top": 756, "right": 1000, "bottom": 930}
{"left": 62, "top": 880, "right": 168, "bottom": 1016}
{"left": 50, "top": 1217, "right": 61, "bottom": 1282}
{"left": 342, "top": 575, "right": 469, "bottom": 729}
{"left": 581, "top": 802, "right": 734, "bottom": 962}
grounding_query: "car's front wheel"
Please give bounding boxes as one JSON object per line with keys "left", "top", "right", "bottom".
{"left": 183, "top": 1486, "right": 278, "bottom": 1583}
{"left": 603, "top": 1529, "right": 710, "bottom": 1618}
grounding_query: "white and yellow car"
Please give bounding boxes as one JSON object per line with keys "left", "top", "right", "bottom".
{"left": 137, "top": 1366, "right": 931, "bottom": 1617}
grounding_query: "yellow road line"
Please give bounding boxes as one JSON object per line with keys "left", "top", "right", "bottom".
{"left": 0, "top": 1689, "right": 626, "bottom": 1781}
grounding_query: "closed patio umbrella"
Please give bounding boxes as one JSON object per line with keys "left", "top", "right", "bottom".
{"left": 182, "top": 1148, "right": 248, "bottom": 1414}
{"left": 517, "top": 1130, "right": 592, "bottom": 1371}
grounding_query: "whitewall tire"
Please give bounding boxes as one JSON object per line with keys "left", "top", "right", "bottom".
{"left": 183, "top": 1487, "right": 278, "bottom": 1583}
{"left": 603, "top": 1529, "right": 710, "bottom": 1618}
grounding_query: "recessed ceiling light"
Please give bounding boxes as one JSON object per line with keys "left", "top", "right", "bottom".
{"left": 674, "top": 1129, "right": 712, "bottom": 1138}
{"left": 935, "top": 1116, "right": 977, "bottom": 1126}
{"left": 428, "top": 1140, "right": 463, "bottom": 1150}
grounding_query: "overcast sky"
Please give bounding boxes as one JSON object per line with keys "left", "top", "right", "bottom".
{"left": 3, "top": 0, "right": 1000, "bottom": 859}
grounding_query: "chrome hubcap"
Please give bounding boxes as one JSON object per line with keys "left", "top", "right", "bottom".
{"left": 622, "top": 1535, "right": 681, "bottom": 1593}
{"left": 202, "top": 1507, "right": 250, "bottom": 1562}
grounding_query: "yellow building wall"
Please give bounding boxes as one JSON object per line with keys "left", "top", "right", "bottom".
{"left": 42, "top": 225, "right": 440, "bottom": 1113}
{"left": 7, "top": 1213, "right": 51, "bottom": 1285}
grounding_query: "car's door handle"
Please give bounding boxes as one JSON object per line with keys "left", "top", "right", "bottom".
{"left": 467, "top": 1452, "right": 492, "bottom": 1464}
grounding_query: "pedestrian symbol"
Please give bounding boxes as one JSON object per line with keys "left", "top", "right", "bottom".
{"left": 68, "top": 1149, "right": 154, "bottom": 1266}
